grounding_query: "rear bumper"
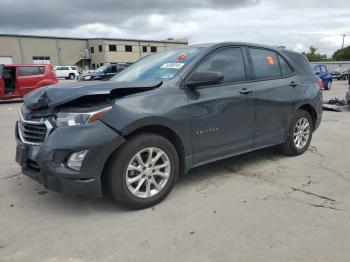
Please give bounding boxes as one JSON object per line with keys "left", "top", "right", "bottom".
{"left": 15, "top": 121, "right": 126, "bottom": 197}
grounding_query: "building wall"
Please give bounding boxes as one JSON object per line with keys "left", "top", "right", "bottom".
{"left": 87, "top": 39, "right": 105, "bottom": 67}
{"left": 0, "top": 35, "right": 188, "bottom": 70}
{"left": 19, "top": 37, "right": 59, "bottom": 65}
{"left": 0, "top": 36, "right": 24, "bottom": 63}
{"left": 57, "top": 39, "right": 88, "bottom": 65}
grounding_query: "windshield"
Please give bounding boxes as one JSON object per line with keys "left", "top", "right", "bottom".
{"left": 95, "top": 65, "right": 110, "bottom": 73}
{"left": 111, "top": 47, "right": 204, "bottom": 83}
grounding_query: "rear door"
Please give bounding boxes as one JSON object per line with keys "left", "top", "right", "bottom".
{"left": 187, "top": 46, "right": 255, "bottom": 166}
{"left": 61, "top": 66, "right": 71, "bottom": 78}
{"left": 248, "top": 47, "right": 298, "bottom": 148}
{"left": 16, "top": 66, "right": 45, "bottom": 96}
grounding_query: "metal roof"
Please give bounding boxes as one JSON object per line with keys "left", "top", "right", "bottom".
{"left": 0, "top": 34, "right": 188, "bottom": 44}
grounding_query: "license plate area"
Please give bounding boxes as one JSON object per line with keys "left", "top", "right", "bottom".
{"left": 15, "top": 145, "right": 28, "bottom": 166}
{"left": 15, "top": 145, "right": 40, "bottom": 166}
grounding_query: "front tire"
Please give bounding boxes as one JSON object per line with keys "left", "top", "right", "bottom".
{"left": 281, "top": 110, "right": 313, "bottom": 156}
{"left": 106, "top": 133, "right": 179, "bottom": 209}
{"left": 69, "top": 73, "right": 75, "bottom": 80}
{"left": 324, "top": 80, "right": 332, "bottom": 90}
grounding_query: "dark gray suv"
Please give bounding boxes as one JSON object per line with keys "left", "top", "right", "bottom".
{"left": 15, "top": 42, "right": 322, "bottom": 209}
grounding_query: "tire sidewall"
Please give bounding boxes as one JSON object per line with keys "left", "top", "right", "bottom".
{"left": 108, "top": 134, "right": 179, "bottom": 208}
{"left": 287, "top": 110, "right": 313, "bottom": 155}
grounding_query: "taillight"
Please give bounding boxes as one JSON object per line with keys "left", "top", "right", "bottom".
{"left": 317, "top": 79, "right": 323, "bottom": 90}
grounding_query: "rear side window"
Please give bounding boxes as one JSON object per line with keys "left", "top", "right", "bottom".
{"left": 18, "top": 66, "right": 45, "bottom": 76}
{"left": 282, "top": 51, "right": 314, "bottom": 75}
{"left": 278, "top": 56, "right": 293, "bottom": 77}
{"left": 249, "top": 48, "right": 281, "bottom": 80}
{"left": 193, "top": 47, "right": 246, "bottom": 84}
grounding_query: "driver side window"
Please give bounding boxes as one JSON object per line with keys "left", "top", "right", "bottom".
{"left": 192, "top": 47, "right": 246, "bottom": 84}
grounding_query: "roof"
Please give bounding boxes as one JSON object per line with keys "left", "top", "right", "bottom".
{"left": 189, "top": 42, "right": 303, "bottom": 56}
{"left": 0, "top": 33, "right": 188, "bottom": 44}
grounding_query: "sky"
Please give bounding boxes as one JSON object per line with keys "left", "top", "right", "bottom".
{"left": 0, "top": 0, "right": 349, "bottom": 56}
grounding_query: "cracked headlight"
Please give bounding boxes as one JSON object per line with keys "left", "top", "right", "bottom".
{"left": 55, "top": 106, "right": 112, "bottom": 127}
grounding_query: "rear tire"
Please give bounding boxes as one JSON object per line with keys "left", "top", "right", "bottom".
{"left": 281, "top": 110, "right": 313, "bottom": 156}
{"left": 69, "top": 73, "right": 75, "bottom": 80}
{"left": 106, "top": 133, "right": 179, "bottom": 209}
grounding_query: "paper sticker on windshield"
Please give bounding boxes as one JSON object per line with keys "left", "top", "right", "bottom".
{"left": 160, "top": 63, "right": 185, "bottom": 69}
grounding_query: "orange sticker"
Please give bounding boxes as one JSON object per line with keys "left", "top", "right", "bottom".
{"left": 266, "top": 56, "right": 274, "bottom": 65}
{"left": 178, "top": 53, "right": 187, "bottom": 60}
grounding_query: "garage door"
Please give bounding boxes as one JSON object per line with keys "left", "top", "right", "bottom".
{"left": 0, "top": 56, "right": 13, "bottom": 64}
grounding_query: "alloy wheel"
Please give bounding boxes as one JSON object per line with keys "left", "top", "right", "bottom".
{"left": 125, "top": 147, "right": 171, "bottom": 198}
{"left": 293, "top": 117, "right": 310, "bottom": 149}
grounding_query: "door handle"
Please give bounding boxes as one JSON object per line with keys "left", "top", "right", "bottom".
{"left": 289, "top": 81, "right": 298, "bottom": 87}
{"left": 239, "top": 88, "right": 253, "bottom": 95}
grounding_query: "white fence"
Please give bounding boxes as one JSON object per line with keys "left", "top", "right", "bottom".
{"left": 310, "top": 61, "right": 350, "bottom": 71}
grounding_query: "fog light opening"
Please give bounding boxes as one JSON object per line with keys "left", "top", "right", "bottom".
{"left": 66, "top": 150, "right": 88, "bottom": 171}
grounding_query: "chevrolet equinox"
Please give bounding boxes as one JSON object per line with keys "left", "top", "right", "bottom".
{"left": 15, "top": 43, "right": 322, "bottom": 209}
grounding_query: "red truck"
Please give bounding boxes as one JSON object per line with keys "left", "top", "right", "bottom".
{"left": 0, "top": 64, "right": 58, "bottom": 100}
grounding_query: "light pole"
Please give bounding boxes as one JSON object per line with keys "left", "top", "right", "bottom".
{"left": 341, "top": 34, "right": 346, "bottom": 50}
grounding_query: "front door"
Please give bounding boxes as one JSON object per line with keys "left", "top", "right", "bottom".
{"left": 187, "top": 47, "right": 255, "bottom": 166}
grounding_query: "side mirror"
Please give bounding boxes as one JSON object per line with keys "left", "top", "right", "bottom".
{"left": 186, "top": 71, "right": 224, "bottom": 88}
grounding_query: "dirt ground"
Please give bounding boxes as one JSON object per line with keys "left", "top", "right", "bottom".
{"left": 0, "top": 80, "right": 349, "bottom": 262}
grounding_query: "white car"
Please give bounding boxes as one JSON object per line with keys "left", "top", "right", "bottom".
{"left": 53, "top": 66, "right": 79, "bottom": 80}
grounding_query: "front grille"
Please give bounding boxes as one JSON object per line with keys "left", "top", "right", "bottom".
{"left": 18, "top": 110, "right": 52, "bottom": 145}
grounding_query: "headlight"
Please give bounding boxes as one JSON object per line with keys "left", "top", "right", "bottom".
{"left": 84, "top": 75, "right": 92, "bottom": 80}
{"left": 55, "top": 106, "right": 112, "bottom": 127}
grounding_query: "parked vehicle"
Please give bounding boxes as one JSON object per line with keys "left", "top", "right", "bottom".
{"left": 340, "top": 67, "right": 350, "bottom": 80}
{"left": 53, "top": 66, "right": 79, "bottom": 80}
{"left": 346, "top": 85, "right": 350, "bottom": 105}
{"left": 313, "top": 64, "right": 332, "bottom": 90}
{"left": 0, "top": 64, "right": 58, "bottom": 100}
{"left": 331, "top": 68, "right": 341, "bottom": 79}
{"left": 78, "top": 63, "right": 131, "bottom": 81}
{"left": 15, "top": 43, "right": 322, "bottom": 209}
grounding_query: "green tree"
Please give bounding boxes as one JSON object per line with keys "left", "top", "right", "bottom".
{"left": 303, "top": 46, "right": 328, "bottom": 62}
{"left": 332, "top": 46, "right": 350, "bottom": 61}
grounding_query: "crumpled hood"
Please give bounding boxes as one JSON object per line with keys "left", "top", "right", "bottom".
{"left": 23, "top": 80, "right": 162, "bottom": 111}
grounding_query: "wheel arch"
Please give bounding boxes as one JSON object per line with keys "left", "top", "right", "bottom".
{"left": 298, "top": 104, "right": 317, "bottom": 129}
{"left": 101, "top": 124, "right": 186, "bottom": 192}
{"left": 124, "top": 124, "right": 186, "bottom": 176}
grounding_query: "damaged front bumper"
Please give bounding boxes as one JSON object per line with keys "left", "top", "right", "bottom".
{"left": 15, "top": 120, "right": 126, "bottom": 197}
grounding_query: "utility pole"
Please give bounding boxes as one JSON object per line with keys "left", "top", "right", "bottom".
{"left": 341, "top": 34, "right": 346, "bottom": 50}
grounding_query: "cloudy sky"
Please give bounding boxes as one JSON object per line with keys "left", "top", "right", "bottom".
{"left": 0, "top": 0, "right": 349, "bottom": 56}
